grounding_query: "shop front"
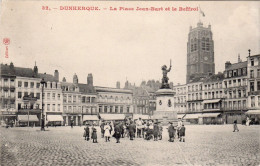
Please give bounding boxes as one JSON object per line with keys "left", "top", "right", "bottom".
{"left": 177, "top": 114, "right": 201, "bottom": 124}
{"left": 0, "top": 113, "right": 17, "bottom": 127}
{"left": 99, "top": 113, "right": 125, "bottom": 123}
{"left": 17, "top": 114, "right": 39, "bottom": 127}
{"left": 246, "top": 110, "right": 260, "bottom": 125}
{"left": 46, "top": 114, "right": 63, "bottom": 127}
{"left": 17, "top": 109, "right": 41, "bottom": 126}
{"left": 83, "top": 115, "right": 99, "bottom": 125}
{"left": 199, "top": 113, "right": 222, "bottom": 125}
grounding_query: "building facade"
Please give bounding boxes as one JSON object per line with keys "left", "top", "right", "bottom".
{"left": 223, "top": 59, "right": 248, "bottom": 124}
{"left": 173, "top": 84, "right": 187, "bottom": 114}
{"left": 247, "top": 54, "right": 260, "bottom": 122}
{"left": 95, "top": 86, "right": 133, "bottom": 121}
{"left": 201, "top": 73, "right": 224, "bottom": 124}
{"left": 0, "top": 63, "right": 16, "bottom": 125}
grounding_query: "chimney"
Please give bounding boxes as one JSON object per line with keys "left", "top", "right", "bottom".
{"left": 73, "top": 73, "right": 78, "bottom": 84}
{"left": 116, "top": 81, "right": 120, "bottom": 89}
{"left": 9, "top": 62, "right": 14, "bottom": 69}
{"left": 87, "top": 73, "right": 93, "bottom": 86}
{"left": 125, "top": 81, "right": 129, "bottom": 89}
{"left": 238, "top": 54, "right": 242, "bottom": 63}
{"left": 62, "top": 77, "right": 66, "bottom": 82}
{"left": 225, "top": 61, "right": 231, "bottom": 69}
{"left": 54, "top": 70, "right": 59, "bottom": 82}
{"left": 248, "top": 49, "right": 251, "bottom": 57}
{"left": 33, "top": 61, "right": 38, "bottom": 76}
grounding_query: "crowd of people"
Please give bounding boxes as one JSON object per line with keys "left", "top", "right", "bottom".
{"left": 83, "top": 118, "right": 186, "bottom": 143}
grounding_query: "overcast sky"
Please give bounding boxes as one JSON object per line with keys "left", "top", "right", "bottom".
{"left": 1, "top": 1, "right": 259, "bottom": 87}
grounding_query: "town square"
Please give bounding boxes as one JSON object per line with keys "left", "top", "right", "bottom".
{"left": 1, "top": 125, "right": 259, "bottom": 166}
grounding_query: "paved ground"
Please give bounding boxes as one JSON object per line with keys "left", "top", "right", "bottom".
{"left": 0, "top": 125, "right": 259, "bottom": 166}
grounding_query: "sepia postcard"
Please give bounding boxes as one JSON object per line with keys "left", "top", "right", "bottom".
{"left": 0, "top": 0, "right": 259, "bottom": 165}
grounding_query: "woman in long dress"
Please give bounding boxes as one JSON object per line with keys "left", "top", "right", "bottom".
{"left": 104, "top": 122, "right": 111, "bottom": 142}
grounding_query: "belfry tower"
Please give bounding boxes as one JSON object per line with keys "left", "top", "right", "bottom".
{"left": 186, "top": 21, "right": 215, "bottom": 83}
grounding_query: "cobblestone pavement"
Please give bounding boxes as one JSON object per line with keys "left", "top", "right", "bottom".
{"left": 0, "top": 125, "right": 259, "bottom": 166}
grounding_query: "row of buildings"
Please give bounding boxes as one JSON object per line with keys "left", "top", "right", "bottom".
{"left": 173, "top": 53, "right": 260, "bottom": 124}
{"left": 0, "top": 62, "right": 135, "bottom": 126}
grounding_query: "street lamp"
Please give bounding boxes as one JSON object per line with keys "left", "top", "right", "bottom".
{"left": 40, "top": 78, "right": 46, "bottom": 131}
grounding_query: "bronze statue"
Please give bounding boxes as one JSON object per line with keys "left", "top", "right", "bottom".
{"left": 161, "top": 60, "right": 172, "bottom": 89}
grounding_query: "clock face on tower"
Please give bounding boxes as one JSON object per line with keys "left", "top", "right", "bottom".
{"left": 191, "top": 55, "right": 197, "bottom": 63}
{"left": 204, "top": 55, "right": 209, "bottom": 61}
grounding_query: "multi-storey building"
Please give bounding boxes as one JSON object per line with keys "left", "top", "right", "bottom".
{"left": 79, "top": 74, "right": 98, "bottom": 125}
{"left": 16, "top": 64, "right": 61, "bottom": 126}
{"left": 201, "top": 73, "right": 224, "bottom": 124}
{"left": 95, "top": 86, "right": 133, "bottom": 121}
{"left": 0, "top": 63, "right": 16, "bottom": 125}
{"left": 132, "top": 85, "right": 156, "bottom": 120}
{"left": 43, "top": 73, "right": 63, "bottom": 126}
{"left": 187, "top": 81, "right": 203, "bottom": 112}
{"left": 184, "top": 81, "right": 203, "bottom": 123}
{"left": 1, "top": 62, "right": 61, "bottom": 126}
{"left": 223, "top": 57, "right": 248, "bottom": 124}
{"left": 173, "top": 84, "right": 187, "bottom": 114}
{"left": 61, "top": 74, "right": 84, "bottom": 126}
{"left": 247, "top": 53, "right": 260, "bottom": 122}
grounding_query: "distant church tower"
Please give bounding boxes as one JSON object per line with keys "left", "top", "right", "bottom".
{"left": 186, "top": 21, "right": 215, "bottom": 83}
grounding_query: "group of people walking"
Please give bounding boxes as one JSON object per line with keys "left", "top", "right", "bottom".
{"left": 83, "top": 118, "right": 186, "bottom": 143}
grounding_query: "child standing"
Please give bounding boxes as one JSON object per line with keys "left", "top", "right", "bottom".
{"left": 179, "top": 124, "right": 186, "bottom": 142}
{"left": 104, "top": 122, "right": 111, "bottom": 142}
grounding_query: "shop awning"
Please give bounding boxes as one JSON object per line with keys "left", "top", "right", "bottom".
{"left": 199, "top": 113, "right": 221, "bottom": 118}
{"left": 203, "top": 109, "right": 220, "bottom": 112}
{"left": 47, "top": 115, "right": 63, "bottom": 122}
{"left": 177, "top": 114, "right": 201, "bottom": 119}
{"left": 83, "top": 115, "right": 99, "bottom": 121}
{"left": 133, "top": 114, "right": 151, "bottom": 120}
{"left": 100, "top": 114, "right": 125, "bottom": 120}
{"left": 202, "top": 99, "right": 221, "bottom": 104}
{"left": 246, "top": 110, "right": 260, "bottom": 115}
{"left": 18, "top": 115, "right": 39, "bottom": 122}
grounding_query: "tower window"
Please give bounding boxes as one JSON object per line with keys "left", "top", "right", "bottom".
{"left": 206, "top": 43, "right": 210, "bottom": 51}
{"left": 202, "top": 42, "right": 206, "bottom": 50}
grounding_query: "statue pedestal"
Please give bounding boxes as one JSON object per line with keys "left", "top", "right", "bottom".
{"left": 153, "top": 88, "right": 177, "bottom": 125}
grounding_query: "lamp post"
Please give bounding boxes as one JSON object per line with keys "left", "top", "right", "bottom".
{"left": 40, "top": 78, "right": 46, "bottom": 131}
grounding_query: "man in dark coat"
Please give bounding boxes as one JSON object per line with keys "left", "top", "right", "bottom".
{"left": 168, "top": 122, "right": 175, "bottom": 142}
{"left": 120, "top": 122, "right": 124, "bottom": 138}
{"left": 153, "top": 122, "right": 159, "bottom": 141}
{"left": 128, "top": 121, "right": 136, "bottom": 140}
{"left": 91, "top": 124, "right": 98, "bottom": 143}
{"left": 114, "top": 122, "right": 121, "bottom": 143}
{"left": 100, "top": 121, "right": 105, "bottom": 138}
{"left": 84, "top": 124, "right": 90, "bottom": 141}
{"left": 70, "top": 119, "right": 74, "bottom": 128}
